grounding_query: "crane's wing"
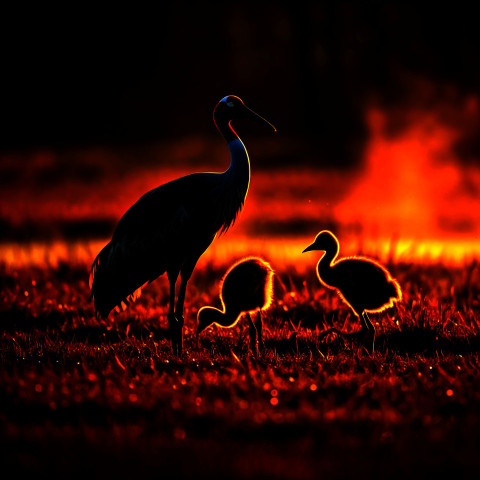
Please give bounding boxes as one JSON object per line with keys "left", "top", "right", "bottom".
{"left": 90, "top": 172, "right": 223, "bottom": 319}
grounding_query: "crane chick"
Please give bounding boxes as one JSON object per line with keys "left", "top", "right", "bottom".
{"left": 303, "top": 230, "right": 402, "bottom": 352}
{"left": 197, "top": 257, "right": 274, "bottom": 354}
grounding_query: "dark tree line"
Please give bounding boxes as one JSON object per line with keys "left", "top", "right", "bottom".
{"left": 1, "top": 2, "right": 478, "bottom": 166}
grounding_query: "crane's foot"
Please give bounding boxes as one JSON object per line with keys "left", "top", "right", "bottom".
{"left": 360, "top": 328, "right": 375, "bottom": 354}
{"left": 168, "top": 314, "right": 184, "bottom": 356}
{"left": 175, "top": 315, "right": 184, "bottom": 355}
{"left": 255, "top": 312, "right": 264, "bottom": 352}
{"left": 171, "top": 330, "right": 184, "bottom": 355}
{"left": 360, "top": 312, "right": 376, "bottom": 354}
{"left": 168, "top": 314, "right": 177, "bottom": 354}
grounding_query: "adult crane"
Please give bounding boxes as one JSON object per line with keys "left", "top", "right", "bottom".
{"left": 90, "top": 95, "right": 276, "bottom": 354}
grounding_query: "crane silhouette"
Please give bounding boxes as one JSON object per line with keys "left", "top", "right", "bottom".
{"left": 197, "top": 256, "right": 274, "bottom": 354}
{"left": 90, "top": 96, "right": 276, "bottom": 355}
{"left": 303, "top": 230, "right": 402, "bottom": 352}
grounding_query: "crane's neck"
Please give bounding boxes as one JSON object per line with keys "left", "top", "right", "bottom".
{"left": 225, "top": 137, "right": 250, "bottom": 189}
{"left": 317, "top": 244, "right": 339, "bottom": 284}
{"left": 212, "top": 114, "right": 251, "bottom": 234}
{"left": 215, "top": 117, "right": 250, "bottom": 191}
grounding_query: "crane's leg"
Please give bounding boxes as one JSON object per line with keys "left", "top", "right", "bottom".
{"left": 246, "top": 313, "right": 258, "bottom": 356}
{"left": 167, "top": 270, "right": 181, "bottom": 355}
{"left": 255, "top": 311, "right": 264, "bottom": 352}
{"left": 360, "top": 311, "right": 376, "bottom": 353}
{"left": 174, "top": 266, "right": 196, "bottom": 355}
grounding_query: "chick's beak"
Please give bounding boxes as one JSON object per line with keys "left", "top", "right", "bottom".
{"left": 302, "top": 243, "right": 316, "bottom": 253}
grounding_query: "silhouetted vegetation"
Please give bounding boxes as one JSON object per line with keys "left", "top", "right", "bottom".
{"left": 1, "top": 256, "right": 480, "bottom": 479}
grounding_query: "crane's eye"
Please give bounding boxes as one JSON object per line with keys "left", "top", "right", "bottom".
{"left": 226, "top": 101, "right": 234, "bottom": 107}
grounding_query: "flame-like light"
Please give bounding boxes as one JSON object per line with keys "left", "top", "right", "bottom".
{"left": 335, "top": 97, "right": 480, "bottom": 244}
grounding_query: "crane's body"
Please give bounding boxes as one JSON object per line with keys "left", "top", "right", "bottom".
{"left": 303, "top": 230, "right": 401, "bottom": 352}
{"left": 90, "top": 96, "right": 275, "bottom": 354}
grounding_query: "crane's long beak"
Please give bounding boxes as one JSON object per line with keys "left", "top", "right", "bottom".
{"left": 244, "top": 105, "right": 277, "bottom": 132}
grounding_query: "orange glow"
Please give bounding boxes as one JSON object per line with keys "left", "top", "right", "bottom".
{"left": 3, "top": 233, "right": 480, "bottom": 272}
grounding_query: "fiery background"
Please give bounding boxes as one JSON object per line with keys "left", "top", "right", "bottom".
{"left": 1, "top": 3, "right": 480, "bottom": 265}
{"left": 1, "top": 2, "right": 480, "bottom": 479}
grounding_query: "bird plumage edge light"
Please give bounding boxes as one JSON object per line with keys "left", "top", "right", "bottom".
{"left": 305, "top": 230, "right": 402, "bottom": 316}
{"left": 197, "top": 256, "right": 275, "bottom": 331}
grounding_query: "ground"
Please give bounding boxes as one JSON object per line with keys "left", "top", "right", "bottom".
{"left": 1, "top": 142, "right": 480, "bottom": 478}
{"left": 1, "top": 255, "right": 479, "bottom": 479}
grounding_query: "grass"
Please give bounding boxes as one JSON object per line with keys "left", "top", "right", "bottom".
{"left": 1, "top": 256, "right": 480, "bottom": 479}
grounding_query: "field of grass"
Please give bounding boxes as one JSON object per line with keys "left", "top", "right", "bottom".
{"left": 1, "top": 250, "right": 480, "bottom": 479}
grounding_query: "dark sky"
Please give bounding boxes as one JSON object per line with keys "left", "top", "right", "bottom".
{"left": 1, "top": 2, "right": 479, "bottom": 166}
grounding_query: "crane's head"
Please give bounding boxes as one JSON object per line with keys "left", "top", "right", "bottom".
{"left": 302, "top": 230, "right": 339, "bottom": 254}
{"left": 214, "top": 95, "right": 276, "bottom": 132}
